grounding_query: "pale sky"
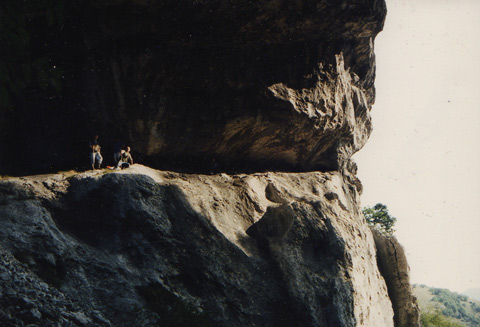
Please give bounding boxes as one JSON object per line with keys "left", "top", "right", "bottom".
{"left": 354, "top": 0, "right": 480, "bottom": 293}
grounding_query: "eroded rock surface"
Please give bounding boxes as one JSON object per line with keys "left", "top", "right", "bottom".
{"left": 372, "top": 230, "right": 422, "bottom": 327}
{"left": 0, "top": 165, "right": 395, "bottom": 327}
{"left": 1, "top": 0, "right": 386, "bottom": 174}
{"left": 0, "top": 1, "right": 424, "bottom": 326}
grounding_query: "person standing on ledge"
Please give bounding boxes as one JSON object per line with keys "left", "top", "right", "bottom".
{"left": 117, "top": 146, "right": 133, "bottom": 169}
{"left": 89, "top": 135, "right": 103, "bottom": 170}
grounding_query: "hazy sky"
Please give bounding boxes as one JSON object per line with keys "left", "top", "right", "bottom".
{"left": 354, "top": 0, "right": 480, "bottom": 293}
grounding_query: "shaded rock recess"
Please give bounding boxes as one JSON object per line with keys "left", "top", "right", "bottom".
{"left": 1, "top": 0, "right": 385, "bottom": 175}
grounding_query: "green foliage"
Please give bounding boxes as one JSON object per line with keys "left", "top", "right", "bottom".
{"left": 421, "top": 310, "right": 463, "bottom": 327}
{"left": 430, "top": 288, "right": 477, "bottom": 323}
{"left": 471, "top": 303, "right": 480, "bottom": 313}
{"left": 414, "top": 284, "right": 480, "bottom": 327}
{"left": 362, "top": 203, "right": 397, "bottom": 235}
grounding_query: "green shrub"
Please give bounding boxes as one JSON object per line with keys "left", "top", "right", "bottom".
{"left": 431, "top": 288, "right": 473, "bottom": 320}
{"left": 421, "top": 310, "right": 463, "bottom": 327}
{"left": 362, "top": 203, "right": 396, "bottom": 235}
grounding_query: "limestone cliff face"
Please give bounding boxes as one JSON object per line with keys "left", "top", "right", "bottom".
{"left": 1, "top": 1, "right": 422, "bottom": 326}
{"left": 372, "top": 230, "right": 421, "bottom": 327}
{"left": 1, "top": 0, "right": 385, "bottom": 174}
{"left": 0, "top": 165, "right": 395, "bottom": 327}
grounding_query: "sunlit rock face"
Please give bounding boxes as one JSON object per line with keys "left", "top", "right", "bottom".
{"left": 373, "top": 230, "right": 422, "bottom": 327}
{"left": 0, "top": 165, "right": 395, "bottom": 326}
{"left": 1, "top": 0, "right": 385, "bottom": 174}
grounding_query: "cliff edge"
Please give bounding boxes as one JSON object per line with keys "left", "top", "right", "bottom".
{"left": 1, "top": 165, "right": 397, "bottom": 326}
{"left": 0, "top": 0, "right": 421, "bottom": 326}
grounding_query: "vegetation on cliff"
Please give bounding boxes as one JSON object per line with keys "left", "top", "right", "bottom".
{"left": 414, "top": 284, "right": 480, "bottom": 327}
{"left": 362, "top": 203, "right": 397, "bottom": 235}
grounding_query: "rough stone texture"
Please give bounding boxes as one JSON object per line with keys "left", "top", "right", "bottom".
{"left": 0, "top": 165, "right": 395, "bottom": 327}
{"left": 372, "top": 230, "right": 422, "bottom": 327}
{"left": 0, "top": 2, "right": 423, "bottom": 326}
{"left": 0, "top": 248, "right": 110, "bottom": 327}
{"left": 0, "top": 1, "right": 422, "bottom": 326}
{"left": 1, "top": 0, "right": 386, "bottom": 174}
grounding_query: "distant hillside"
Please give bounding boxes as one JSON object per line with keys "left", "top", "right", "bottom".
{"left": 413, "top": 284, "right": 480, "bottom": 327}
{"left": 464, "top": 289, "right": 480, "bottom": 302}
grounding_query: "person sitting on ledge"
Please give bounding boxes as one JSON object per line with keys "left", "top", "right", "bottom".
{"left": 117, "top": 146, "right": 134, "bottom": 169}
{"left": 113, "top": 138, "right": 123, "bottom": 165}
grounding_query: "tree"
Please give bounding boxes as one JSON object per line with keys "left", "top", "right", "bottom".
{"left": 362, "top": 203, "right": 397, "bottom": 235}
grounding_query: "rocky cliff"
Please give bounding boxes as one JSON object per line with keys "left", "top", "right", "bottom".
{"left": 2, "top": 0, "right": 384, "bottom": 174}
{"left": 1, "top": 0, "right": 422, "bottom": 326}
{"left": 1, "top": 165, "right": 398, "bottom": 327}
{"left": 373, "top": 230, "right": 421, "bottom": 327}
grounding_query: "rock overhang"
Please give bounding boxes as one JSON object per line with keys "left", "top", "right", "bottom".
{"left": 1, "top": 0, "right": 386, "bottom": 175}
{"left": 96, "top": 1, "right": 384, "bottom": 169}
